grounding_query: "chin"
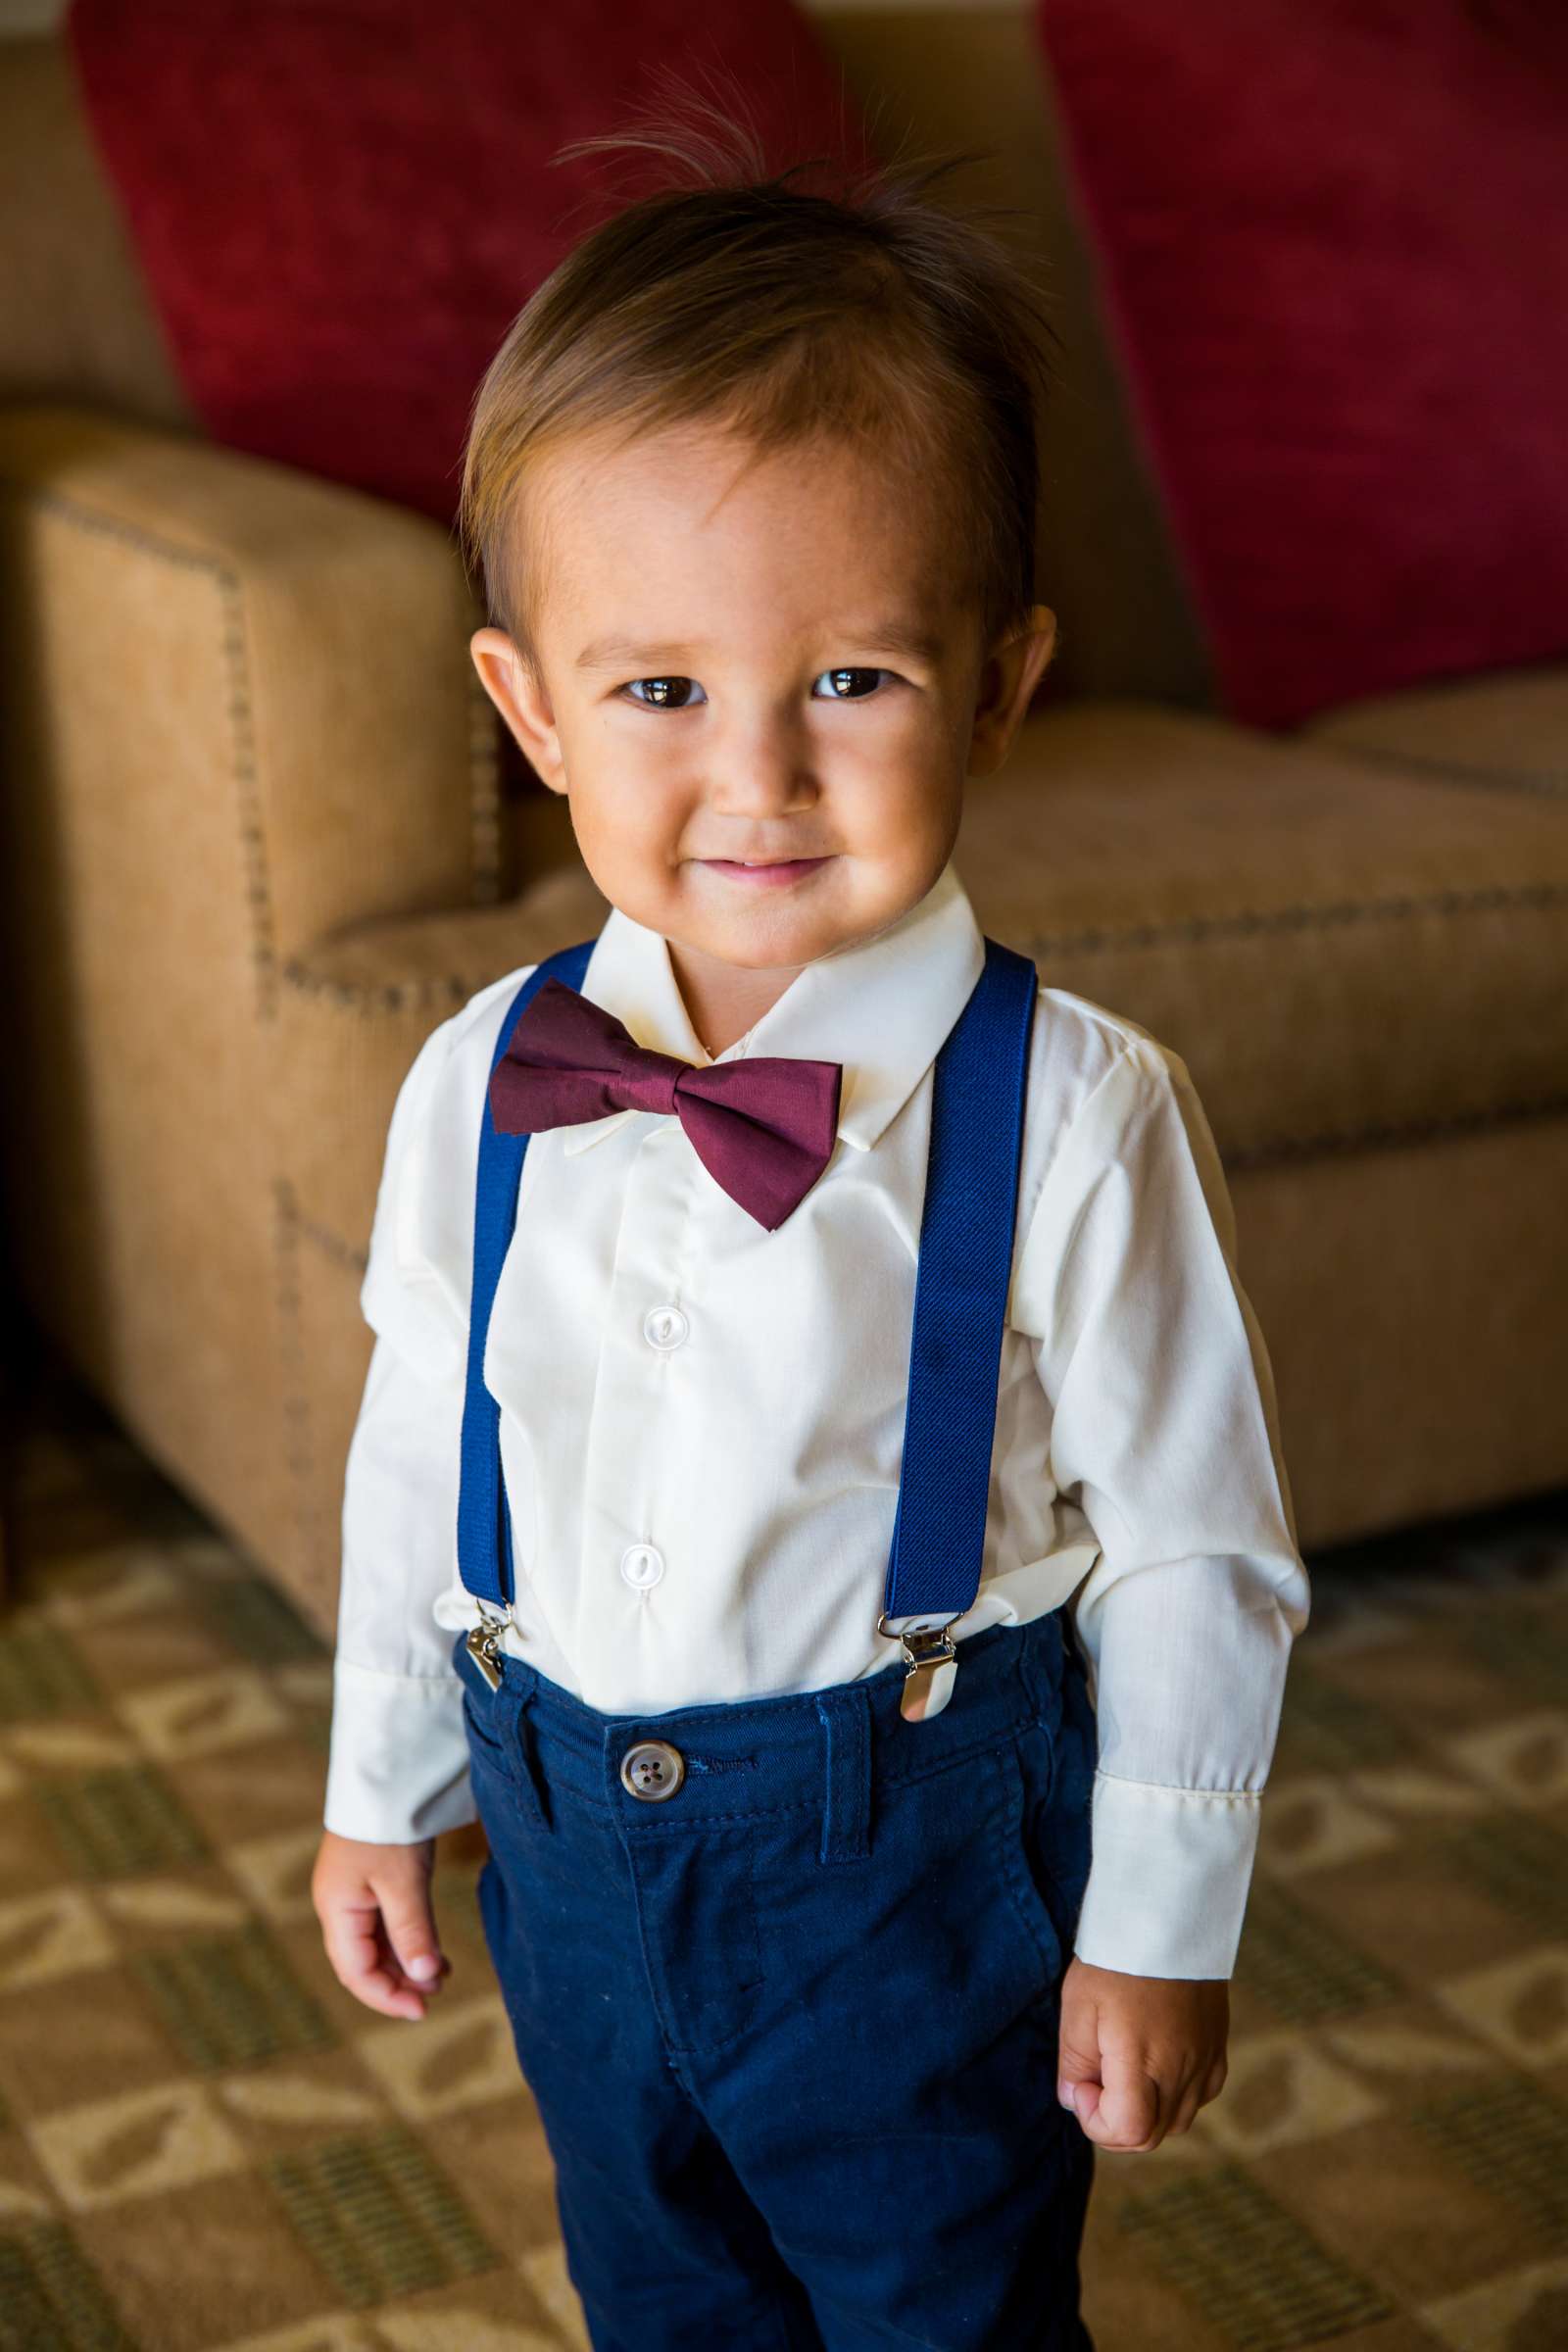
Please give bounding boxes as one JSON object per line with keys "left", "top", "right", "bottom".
{"left": 709, "top": 922, "right": 829, "bottom": 971}
{"left": 667, "top": 884, "right": 833, "bottom": 956}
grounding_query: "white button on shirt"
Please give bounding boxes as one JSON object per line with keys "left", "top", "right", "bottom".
{"left": 621, "top": 1544, "right": 666, "bottom": 1592}
{"left": 324, "top": 858, "right": 1311, "bottom": 1980}
{"left": 642, "top": 1304, "right": 689, "bottom": 1352}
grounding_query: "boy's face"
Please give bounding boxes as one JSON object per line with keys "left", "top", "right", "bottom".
{"left": 471, "top": 418, "right": 1055, "bottom": 977}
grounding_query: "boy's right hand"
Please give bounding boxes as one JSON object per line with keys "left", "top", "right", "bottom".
{"left": 312, "top": 1831, "right": 450, "bottom": 2021}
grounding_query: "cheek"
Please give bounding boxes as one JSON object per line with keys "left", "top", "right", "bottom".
{"left": 846, "top": 750, "right": 962, "bottom": 861}
{"left": 833, "top": 704, "right": 959, "bottom": 803}
{"left": 563, "top": 765, "right": 696, "bottom": 923}
{"left": 569, "top": 749, "right": 681, "bottom": 855}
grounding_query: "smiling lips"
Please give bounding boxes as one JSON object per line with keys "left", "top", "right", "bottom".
{"left": 700, "top": 856, "right": 832, "bottom": 887}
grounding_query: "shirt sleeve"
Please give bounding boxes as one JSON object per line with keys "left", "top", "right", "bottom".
{"left": 1017, "top": 1034, "right": 1312, "bottom": 1980}
{"left": 321, "top": 1012, "right": 480, "bottom": 1844}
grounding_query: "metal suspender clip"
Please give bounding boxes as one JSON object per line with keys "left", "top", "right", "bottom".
{"left": 465, "top": 1601, "right": 513, "bottom": 1693}
{"left": 877, "top": 1612, "right": 960, "bottom": 1723}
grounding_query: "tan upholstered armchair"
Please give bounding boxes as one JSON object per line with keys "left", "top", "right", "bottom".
{"left": 3, "top": 12, "right": 1565, "bottom": 1635}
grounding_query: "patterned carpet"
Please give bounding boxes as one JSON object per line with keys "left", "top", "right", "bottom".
{"left": 2, "top": 1345, "right": 1567, "bottom": 2352}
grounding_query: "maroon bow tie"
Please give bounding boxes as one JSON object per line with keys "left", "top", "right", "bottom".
{"left": 488, "top": 979, "right": 843, "bottom": 1230}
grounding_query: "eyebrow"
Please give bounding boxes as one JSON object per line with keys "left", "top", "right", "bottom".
{"left": 573, "top": 621, "right": 948, "bottom": 672}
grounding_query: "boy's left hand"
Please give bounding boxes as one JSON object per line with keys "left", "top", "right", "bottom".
{"left": 1056, "top": 1958, "right": 1229, "bottom": 2151}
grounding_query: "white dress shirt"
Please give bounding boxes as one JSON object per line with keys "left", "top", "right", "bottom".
{"left": 324, "top": 858, "right": 1310, "bottom": 1979}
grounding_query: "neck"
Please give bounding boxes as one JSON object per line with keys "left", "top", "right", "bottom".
{"left": 666, "top": 939, "right": 808, "bottom": 1058}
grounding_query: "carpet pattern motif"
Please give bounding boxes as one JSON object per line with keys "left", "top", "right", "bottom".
{"left": 1, "top": 1361, "right": 1566, "bottom": 2351}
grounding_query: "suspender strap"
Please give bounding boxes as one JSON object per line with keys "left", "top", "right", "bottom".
{"left": 880, "top": 937, "right": 1038, "bottom": 1628}
{"left": 457, "top": 939, "right": 596, "bottom": 1617}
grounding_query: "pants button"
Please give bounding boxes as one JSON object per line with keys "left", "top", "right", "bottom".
{"left": 619, "top": 1740, "right": 686, "bottom": 1801}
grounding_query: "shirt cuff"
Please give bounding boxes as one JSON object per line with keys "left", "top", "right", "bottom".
{"left": 1071, "top": 1770, "right": 1264, "bottom": 1980}
{"left": 322, "top": 1658, "right": 479, "bottom": 1844}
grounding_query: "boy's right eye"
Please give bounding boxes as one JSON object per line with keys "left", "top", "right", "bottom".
{"left": 622, "top": 677, "right": 708, "bottom": 710}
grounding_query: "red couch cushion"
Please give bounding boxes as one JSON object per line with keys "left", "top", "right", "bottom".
{"left": 67, "top": 1, "right": 870, "bottom": 525}
{"left": 1035, "top": 0, "right": 1568, "bottom": 728}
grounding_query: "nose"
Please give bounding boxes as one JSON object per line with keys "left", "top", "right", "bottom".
{"left": 704, "top": 711, "right": 818, "bottom": 817}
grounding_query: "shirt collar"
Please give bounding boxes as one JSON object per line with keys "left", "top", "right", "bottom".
{"left": 557, "top": 858, "right": 986, "bottom": 1158}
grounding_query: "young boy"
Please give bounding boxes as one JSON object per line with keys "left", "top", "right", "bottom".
{"left": 314, "top": 122, "right": 1310, "bottom": 2351}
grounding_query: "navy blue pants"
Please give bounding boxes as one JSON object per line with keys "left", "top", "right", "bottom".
{"left": 456, "top": 1608, "right": 1099, "bottom": 2351}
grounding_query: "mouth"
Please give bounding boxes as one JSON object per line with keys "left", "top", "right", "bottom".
{"left": 698, "top": 856, "right": 833, "bottom": 888}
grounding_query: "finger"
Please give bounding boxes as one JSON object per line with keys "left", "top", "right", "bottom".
{"left": 370, "top": 1920, "right": 446, "bottom": 2012}
{"left": 1199, "top": 2053, "right": 1229, "bottom": 2107}
{"left": 1085, "top": 2047, "right": 1162, "bottom": 2151}
{"left": 1164, "top": 2077, "right": 1206, "bottom": 2139}
{"left": 370, "top": 1917, "right": 440, "bottom": 1997}
{"left": 1056, "top": 1995, "right": 1103, "bottom": 2121}
{"left": 321, "top": 1902, "right": 431, "bottom": 2022}
{"left": 375, "top": 1878, "right": 447, "bottom": 1991}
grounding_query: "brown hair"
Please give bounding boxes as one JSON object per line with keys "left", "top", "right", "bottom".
{"left": 457, "top": 89, "right": 1060, "bottom": 676}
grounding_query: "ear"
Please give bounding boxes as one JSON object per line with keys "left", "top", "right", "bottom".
{"left": 966, "top": 605, "right": 1057, "bottom": 780}
{"left": 469, "top": 627, "right": 567, "bottom": 796}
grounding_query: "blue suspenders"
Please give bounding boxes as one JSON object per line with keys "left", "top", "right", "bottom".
{"left": 456, "top": 936, "right": 595, "bottom": 1657}
{"left": 456, "top": 933, "right": 1037, "bottom": 1721}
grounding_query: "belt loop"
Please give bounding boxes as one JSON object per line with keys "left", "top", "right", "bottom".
{"left": 815, "top": 1687, "right": 872, "bottom": 1865}
{"left": 514, "top": 1685, "right": 553, "bottom": 1832}
{"left": 1019, "top": 1606, "right": 1065, "bottom": 1724}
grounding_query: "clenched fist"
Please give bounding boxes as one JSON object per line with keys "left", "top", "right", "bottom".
{"left": 1056, "top": 1958, "right": 1229, "bottom": 2151}
{"left": 313, "top": 1831, "right": 451, "bottom": 2022}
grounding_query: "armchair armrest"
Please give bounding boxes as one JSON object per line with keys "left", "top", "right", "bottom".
{"left": 0, "top": 402, "right": 500, "bottom": 994}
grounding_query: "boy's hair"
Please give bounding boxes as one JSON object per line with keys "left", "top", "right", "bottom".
{"left": 457, "top": 90, "right": 1061, "bottom": 676}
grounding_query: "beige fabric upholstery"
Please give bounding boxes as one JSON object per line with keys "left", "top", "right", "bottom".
{"left": 1301, "top": 665, "right": 1568, "bottom": 800}
{"left": 1, "top": 24, "right": 1565, "bottom": 1631}
{"left": 1232, "top": 1115, "right": 1568, "bottom": 1544}
{"left": 956, "top": 705, "right": 1568, "bottom": 1159}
